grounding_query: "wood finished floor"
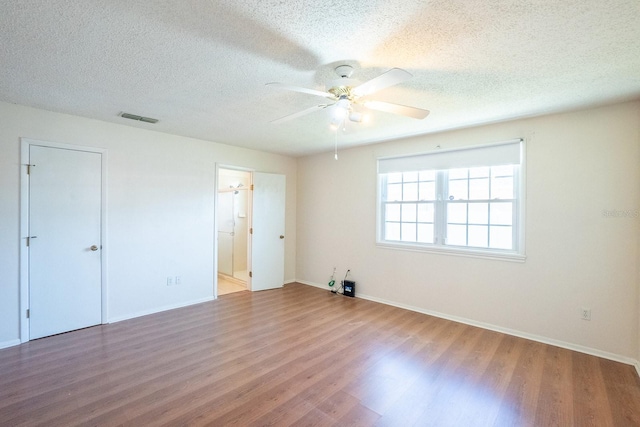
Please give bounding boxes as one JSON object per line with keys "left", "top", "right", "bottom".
{"left": 1, "top": 283, "right": 640, "bottom": 426}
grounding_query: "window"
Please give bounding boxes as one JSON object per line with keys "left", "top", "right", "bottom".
{"left": 377, "top": 140, "right": 524, "bottom": 260}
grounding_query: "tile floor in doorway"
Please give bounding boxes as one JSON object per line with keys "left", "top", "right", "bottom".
{"left": 218, "top": 275, "right": 247, "bottom": 295}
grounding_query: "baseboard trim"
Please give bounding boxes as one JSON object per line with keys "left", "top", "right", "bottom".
{"left": 0, "top": 339, "right": 21, "bottom": 350}
{"left": 108, "top": 296, "right": 216, "bottom": 324}
{"left": 297, "top": 280, "right": 639, "bottom": 370}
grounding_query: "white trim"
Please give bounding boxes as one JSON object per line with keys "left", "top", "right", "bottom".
{"left": 296, "top": 280, "right": 638, "bottom": 368}
{"left": 0, "top": 339, "right": 21, "bottom": 350}
{"left": 19, "top": 138, "right": 108, "bottom": 342}
{"left": 376, "top": 139, "right": 526, "bottom": 260}
{"left": 376, "top": 242, "right": 527, "bottom": 262}
{"left": 108, "top": 296, "right": 215, "bottom": 324}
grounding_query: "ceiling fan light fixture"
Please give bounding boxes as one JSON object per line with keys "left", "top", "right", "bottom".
{"left": 335, "top": 97, "right": 350, "bottom": 110}
{"left": 349, "top": 111, "right": 363, "bottom": 123}
{"left": 329, "top": 115, "right": 343, "bottom": 130}
{"left": 332, "top": 97, "right": 350, "bottom": 121}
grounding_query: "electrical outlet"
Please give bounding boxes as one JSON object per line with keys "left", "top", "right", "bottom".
{"left": 175, "top": 276, "right": 182, "bottom": 285}
{"left": 581, "top": 308, "right": 591, "bottom": 321}
{"left": 167, "top": 276, "right": 174, "bottom": 286}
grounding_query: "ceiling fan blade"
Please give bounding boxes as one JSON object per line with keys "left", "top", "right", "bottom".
{"left": 352, "top": 68, "right": 413, "bottom": 97}
{"left": 266, "top": 82, "right": 334, "bottom": 99}
{"left": 270, "top": 104, "right": 329, "bottom": 124}
{"left": 363, "top": 100, "right": 430, "bottom": 120}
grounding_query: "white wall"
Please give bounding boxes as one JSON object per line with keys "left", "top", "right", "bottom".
{"left": 297, "top": 101, "right": 640, "bottom": 362}
{"left": 0, "top": 102, "right": 296, "bottom": 347}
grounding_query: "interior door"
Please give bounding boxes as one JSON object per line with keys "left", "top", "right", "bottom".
{"left": 251, "top": 172, "right": 285, "bottom": 291}
{"left": 29, "top": 145, "right": 102, "bottom": 339}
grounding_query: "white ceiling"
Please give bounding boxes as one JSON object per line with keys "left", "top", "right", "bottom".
{"left": 1, "top": 0, "right": 639, "bottom": 156}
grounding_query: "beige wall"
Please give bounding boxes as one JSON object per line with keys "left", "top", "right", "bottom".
{"left": 0, "top": 101, "right": 296, "bottom": 346}
{"left": 297, "top": 101, "right": 640, "bottom": 362}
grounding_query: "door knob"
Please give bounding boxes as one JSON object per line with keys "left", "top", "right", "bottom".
{"left": 280, "top": 235, "right": 285, "bottom": 239}
{"left": 90, "top": 245, "right": 99, "bottom": 251}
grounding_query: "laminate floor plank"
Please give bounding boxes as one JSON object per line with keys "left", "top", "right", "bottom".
{"left": 533, "top": 345, "right": 575, "bottom": 426}
{"left": 572, "top": 351, "right": 615, "bottom": 427}
{"left": 2, "top": 291, "right": 345, "bottom": 424}
{"left": 491, "top": 339, "right": 547, "bottom": 426}
{"left": 37, "top": 293, "right": 361, "bottom": 426}
{"left": 599, "top": 358, "right": 640, "bottom": 426}
{"left": 163, "top": 303, "right": 412, "bottom": 426}
{"left": 1, "top": 283, "right": 639, "bottom": 426}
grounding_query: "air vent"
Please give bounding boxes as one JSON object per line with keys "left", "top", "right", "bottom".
{"left": 119, "top": 112, "right": 158, "bottom": 124}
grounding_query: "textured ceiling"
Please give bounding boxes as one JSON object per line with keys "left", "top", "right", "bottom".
{"left": 1, "top": 0, "right": 639, "bottom": 156}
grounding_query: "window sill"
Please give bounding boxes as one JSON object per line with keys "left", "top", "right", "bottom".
{"left": 376, "top": 241, "right": 526, "bottom": 262}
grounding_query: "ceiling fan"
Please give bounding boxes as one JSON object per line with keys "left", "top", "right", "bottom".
{"left": 267, "top": 65, "right": 430, "bottom": 128}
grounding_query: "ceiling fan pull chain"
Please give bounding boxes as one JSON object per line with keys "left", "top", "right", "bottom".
{"left": 334, "top": 129, "right": 338, "bottom": 160}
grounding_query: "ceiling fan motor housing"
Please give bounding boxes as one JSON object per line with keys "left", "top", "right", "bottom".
{"left": 326, "top": 78, "right": 359, "bottom": 99}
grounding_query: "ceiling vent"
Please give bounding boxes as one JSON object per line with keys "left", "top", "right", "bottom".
{"left": 119, "top": 112, "right": 158, "bottom": 124}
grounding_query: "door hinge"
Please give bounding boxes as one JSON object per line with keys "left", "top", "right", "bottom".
{"left": 249, "top": 271, "right": 252, "bottom": 278}
{"left": 250, "top": 184, "right": 254, "bottom": 191}
{"left": 250, "top": 228, "right": 253, "bottom": 235}
{"left": 26, "top": 164, "right": 35, "bottom": 175}
{"left": 26, "top": 309, "right": 30, "bottom": 318}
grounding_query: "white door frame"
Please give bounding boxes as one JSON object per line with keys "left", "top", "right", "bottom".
{"left": 19, "top": 138, "right": 108, "bottom": 342}
{"left": 214, "top": 163, "right": 254, "bottom": 298}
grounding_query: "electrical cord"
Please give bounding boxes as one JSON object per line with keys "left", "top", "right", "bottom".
{"left": 335, "top": 269, "right": 350, "bottom": 295}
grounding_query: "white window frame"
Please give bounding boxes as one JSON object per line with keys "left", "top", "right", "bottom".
{"left": 376, "top": 139, "right": 526, "bottom": 262}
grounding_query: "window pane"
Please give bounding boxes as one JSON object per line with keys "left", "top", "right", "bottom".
{"left": 385, "top": 204, "right": 400, "bottom": 221}
{"left": 402, "top": 203, "right": 417, "bottom": 222}
{"left": 491, "top": 176, "right": 514, "bottom": 199}
{"left": 469, "top": 178, "right": 489, "bottom": 200}
{"left": 448, "top": 180, "right": 468, "bottom": 200}
{"left": 469, "top": 167, "right": 489, "bottom": 178}
{"left": 447, "top": 224, "right": 466, "bottom": 246}
{"left": 404, "top": 172, "right": 418, "bottom": 182}
{"left": 490, "top": 202, "right": 512, "bottom": 225}
{"left": 419, "top": 170, "right": 436, "bottom": 181}
{"left": 468, "top": 203, "right": 488, "bottom": 224}
{"left": 417, "top": 223, "right": 434, "bottom": 243}
{"left": 403, "top": 182, "right": 418, "bottom": 201}
{"left": 419, "top": 182, "right": 436, "bottom": 200}
{"left": 401, "top": 223, "right": 417, "bottom": 242}
{"left": 385, "top": 222, "right": 400, "bottom": 241}
{"left": 387, "top": 173, "right": 403, "bottom": 184}
{"left": 468, "top": 225, "right": 488, "bottom": 247}
{"left": 417, "top": 203, "right": 434, "bottom": 222}
{"left": 490, "top": 226, "right": 513, "bottom": 249}
{"left": 449, "top": 168, "right": 468, "bottom": 179}
{"left": 447, "top": 203, "right": 467, "bottom": 223}
{"left": 387, "top": 183, "right": 402, "bottom": 201}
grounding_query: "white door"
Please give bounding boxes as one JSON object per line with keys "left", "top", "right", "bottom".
{"left": 29, "top": 145, "right": 102, "bottom": 339}
{"left": 251, "top": 172, "right": 285, "bottom": 291}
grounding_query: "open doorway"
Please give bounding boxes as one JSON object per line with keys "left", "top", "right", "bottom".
{"left": 217, "top": 168, "right": 251, "bottom": 295}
